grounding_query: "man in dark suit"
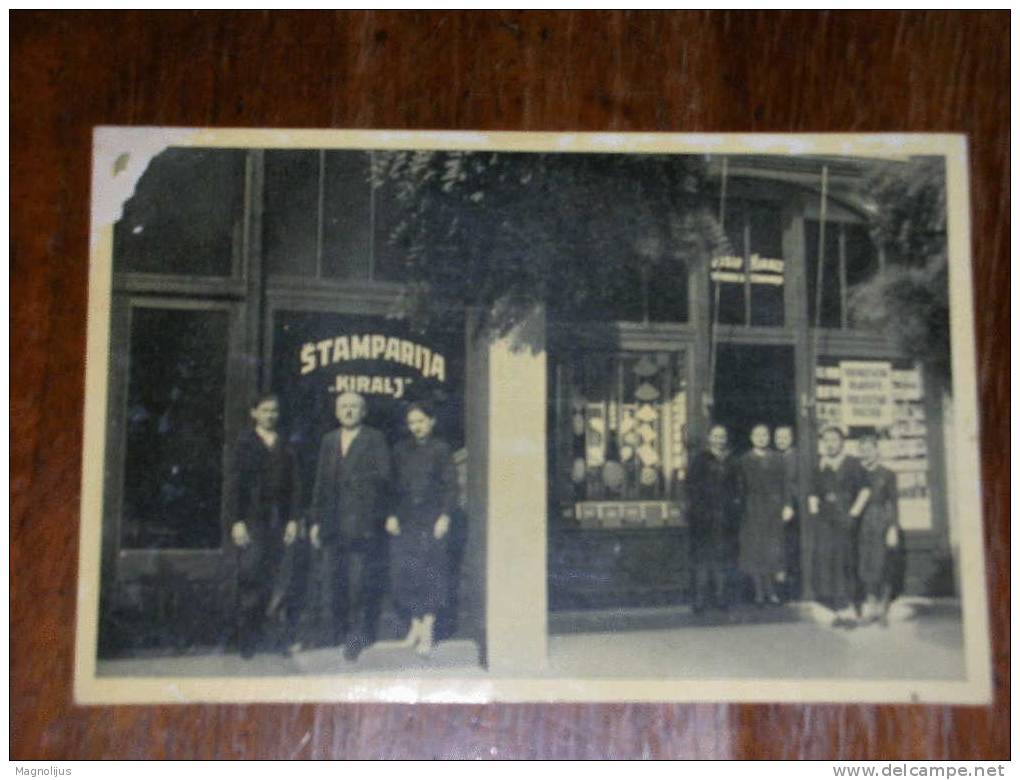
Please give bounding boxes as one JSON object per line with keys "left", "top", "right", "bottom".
{"left": 307, "top": 391, "right": 391, "bottom": 661}
{"left": 229, "top": 393, "right": 301, "bottom": 658}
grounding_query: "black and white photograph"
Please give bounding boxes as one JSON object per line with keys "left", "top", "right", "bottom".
{"left": 75, "top": 129, "right": 990, "bottom": 704}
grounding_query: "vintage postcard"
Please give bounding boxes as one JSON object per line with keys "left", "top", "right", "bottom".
{"left": 75, "top": 129, "right": 991, "bottom": 704}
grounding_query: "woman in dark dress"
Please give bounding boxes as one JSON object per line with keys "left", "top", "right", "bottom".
{"left": 687, "top": 424, "right": 742, "bottom": 611}
{"left": 808, "top": 426, "right": 871, "bottom": 628}
{"left": 385, "top": 402, "right": 458, "bottom": 656}
{"left": 856, "top": 433, "right": 900, "bottom": 626}
{"left": 737, "top": 424, "right": 793, "bottom": 606}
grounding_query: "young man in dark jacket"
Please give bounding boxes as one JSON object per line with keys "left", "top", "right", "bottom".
{"left": 229, "top": 393, "right": 301, "bottom": 658}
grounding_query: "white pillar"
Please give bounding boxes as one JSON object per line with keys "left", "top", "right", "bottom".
{"left": 466, "top": 308, "right": 548, "bottom": 673}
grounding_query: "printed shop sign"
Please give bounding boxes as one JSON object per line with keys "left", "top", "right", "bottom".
{"left": 271, "top": 309, "right": 466, "bottom": 449}
{"left": 839, "top": 360, "right": 894, "bottom": 428}
{"left": 299, "top": 331, "right": 448, "bottom": 399}
{"left": 710, "top": 253, "right": 785, "bottom": 285}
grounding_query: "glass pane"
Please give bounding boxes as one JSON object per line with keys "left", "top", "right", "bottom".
{"left": 711, "top": 200, "right": 747, "bottom": 325}
{"left": 805, "top": 219, "right": 843, "bottom": 328}
{"left": 668, "top": 351, "right": 689, "bottom": 501}
{"left": 322, "top": 151, "right": 372, "bottom": 279}
{"left": 114, "top": 148, "right": 245, "bottom": 277}
{"left": 559, "top": 350, "right": 686, "bottom": 528}
{"left": 264, "top": 150, "right": 319, "bottom": 277}
{"left": 844, "top": 223, "right": 880, "bottom": 328}
{"left": 121, "top": 307, "right": 230, "bottom": 549}
{"left": 371, "top": 172, "right": 410, "bottom": 282}
{"left": 748, "top": 201, "right": 785, "bottom": 326}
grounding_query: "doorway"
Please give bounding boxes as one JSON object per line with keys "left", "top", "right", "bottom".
{"left": 713, "top": 344, "right": 796, "bottom": 454}
{"left": 713, "top": 343, "right": 800, "bottom": 601}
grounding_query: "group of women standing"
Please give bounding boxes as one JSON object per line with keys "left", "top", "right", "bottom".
{"left": 688, "top": 422, "right": 795, "bottom": 611}
{"left": 688, "top": 422, "right": 900, "bottom": 627}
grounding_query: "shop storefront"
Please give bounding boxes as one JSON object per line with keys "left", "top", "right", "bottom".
{"left": 98, "top": 147, "right": 952, "bottom": 664}
{"left": 100, "top": 148, "right": 476, "bottom": 655}
{"left": 546, "top": 157, "right": 951, "bottom": 618}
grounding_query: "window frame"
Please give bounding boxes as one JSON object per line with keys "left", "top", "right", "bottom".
{"left": 111, "top": 148, "right": 254, "bottom": 296}
{"left": 104, "top": 295, "right": 249, "bottom": 579}
{"left": 547, "top": 322, "right": 696, "bottom": 531}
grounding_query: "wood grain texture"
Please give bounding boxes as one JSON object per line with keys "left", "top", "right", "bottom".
{"left": 10, "top": 10, "right": 1009, "bottom": 760}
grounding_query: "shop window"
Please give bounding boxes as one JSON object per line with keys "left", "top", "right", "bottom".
{"left": 121, "top": 305, "right": 230, "bottom": 549}
{"left": 553, "top": 350, "right": 689, "bottom": 529}
{"left": 370, "top": 171, "right": 410, "bottom": 282}
{"left": 805, "top": 221, "right": 879, "bottom": 329}
{"left": 322, "top": 151, "right": 373, "bottom": 279}
{"left": 264, "top": 149, "right": 395, "bottom": 281}
{"left": 114, "top": 148, "right": 246, "bottom": 277}
{"left": 711, "top": 199, "right": 786, "bottom": 327}
{"left": 814, "top": 357, "right": 932, "bottom": 531}
{"left": 844, "top": 223, "right": 881, "bottom": 327}
{"left": 263, "top": 150, "right": 319, "bottom": 277}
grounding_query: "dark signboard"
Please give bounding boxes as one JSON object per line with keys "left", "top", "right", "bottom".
{"left": 270, "top": 310, "right": 465, "bottom": 511}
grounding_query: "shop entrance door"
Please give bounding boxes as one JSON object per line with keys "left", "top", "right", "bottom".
{"left": 713, "top": 343, "right": 800, "bottom": 599}
{"left": 713, "top": 344, "right": 796, "bottom": 454}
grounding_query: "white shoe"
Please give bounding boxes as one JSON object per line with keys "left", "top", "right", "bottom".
{"left": 416, "top": 615, "right": 435, "bottom": 657}
{"left": 399, "top": 618, "right": 421, "bottom": 648}
{"left": 862, "top": 599, "right": 878, "bottom": 625}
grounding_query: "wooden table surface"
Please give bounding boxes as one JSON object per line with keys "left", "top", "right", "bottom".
{"left": 10, "top": 11, "right": 1009, "bottom": 760}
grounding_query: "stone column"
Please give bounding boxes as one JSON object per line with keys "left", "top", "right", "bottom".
{"left": 465, "top": 307, "right": 548, "bottom": 673}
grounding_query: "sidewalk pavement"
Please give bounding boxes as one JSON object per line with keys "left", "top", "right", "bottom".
{"left": 97, "top": 598, "right": 964, "bottom": 681}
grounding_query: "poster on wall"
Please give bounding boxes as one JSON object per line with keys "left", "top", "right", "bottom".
{"left": 815, "top": 359, "right": 932, "bottom": 531}
{"left": 839, "top": 360, "right": 894, "bottom": 428}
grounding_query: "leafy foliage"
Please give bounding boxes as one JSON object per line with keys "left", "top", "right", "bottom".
{"left": 848, "top": 157, "right": 952, "bottom": 389}
{"left": 371, "top": 150, "right": 729, "bottom": 337}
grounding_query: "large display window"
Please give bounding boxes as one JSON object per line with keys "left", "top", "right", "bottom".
{"left": 552, "top": 348, "right": 689, "bottom": 530}
{"left": 120, "top": 303, "right": 234, "bottom": 549}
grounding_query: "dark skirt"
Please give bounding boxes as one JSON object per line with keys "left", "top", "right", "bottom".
{"left": 390, "top": 504, "right": 452, "bottom": 616}
{"left": 812, "top": 506, "right": 856, "bottom": 611}
{"left": 858, "top": 504, "right": 896, "bottom": 588}
{"left": 737, "top": 453, "right": 786, "bottom": 577}
{"left": 738, "top": 507, "right": 784, "bottom": 576}
{"left": 690, "top": 510, "right": 737, "bottom": 567}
